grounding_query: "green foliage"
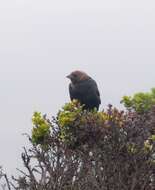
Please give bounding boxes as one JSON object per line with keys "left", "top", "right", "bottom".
{"left": 144, "top": 135, "right": 155, "bottom": 153}
{"left": 144, "top": 139, "right": 153, "bottom": 152}
{"left": 57, "top": 100, "right": 84, "bottom": 145}
{"left": 3, "top": 90, "right": 155, "bottom": 190}
{"left": 57, "top": 101, "right": 125, "bottom": 146}
{"left": 32, "top": 112, "right": 51, "bottom": 145}
{"left": 127, "top": 142, "right": 137, "bottom": 154}
{"left": 121, "top": 88, "right": 155, "bottom": 113}
{"left": 150, "top": 135, "right": 155, "bottom": 141}
{"left": 58, "top": 100, "right": 83, "bottom": 127}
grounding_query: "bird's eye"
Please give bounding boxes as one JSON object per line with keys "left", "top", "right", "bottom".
{"left": 73, "top": 74, "right": 77, "bottom": 78}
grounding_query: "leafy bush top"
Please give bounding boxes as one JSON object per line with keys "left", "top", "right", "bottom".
{"left": 121, "top": 88, "right": 155, "bottom": 113}
{"left": 1, "top": 89, "right": 155, "bottom": 190}
{"left": 11, "top": 101, "right": 155, "bottom": 189}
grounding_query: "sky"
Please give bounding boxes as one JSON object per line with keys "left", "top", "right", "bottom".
{"left": 0, "top": 0, "right": 155, "bottom": 176}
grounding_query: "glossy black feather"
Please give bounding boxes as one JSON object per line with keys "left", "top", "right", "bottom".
{"left": 69, "top": 78, "right": 101, "bottom": 110}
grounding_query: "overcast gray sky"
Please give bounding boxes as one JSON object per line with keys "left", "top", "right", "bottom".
{"left": 0, "top": 0, "right": 155, "bottom": 175}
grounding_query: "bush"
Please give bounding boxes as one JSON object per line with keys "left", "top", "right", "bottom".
{"left": 121, "top": 88, "right": 155, "bottom": 113}
{"left": 1, "top": 90, "right": 155, "bottom": 190}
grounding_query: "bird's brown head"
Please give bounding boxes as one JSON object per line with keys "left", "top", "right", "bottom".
{"left": 66, "top": 70, "right": 90, "bottom": 84}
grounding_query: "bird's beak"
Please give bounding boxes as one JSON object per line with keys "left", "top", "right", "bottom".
{"left": 66, "top": 74, "right": 71, "bottom": 79}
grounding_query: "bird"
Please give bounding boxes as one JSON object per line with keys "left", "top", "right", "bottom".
{"left": 66, "top": 70, "right": 101, "bottom": 110}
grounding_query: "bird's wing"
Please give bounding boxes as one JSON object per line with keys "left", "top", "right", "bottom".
{"left": 96, "top": 89, "right": 101, "bottom": 104}
{"left": 96, "top": 88, "right": 100, "bottom": 97}
{"left": 69, "top": 83, "right": 74, "bottom": 100}
{"left": 88, "top": 80, "right": 101, "bottom": 104}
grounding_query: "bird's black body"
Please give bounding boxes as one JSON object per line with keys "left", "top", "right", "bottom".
{"left": 69, "top": 77, "right": 101, "bottom": 110}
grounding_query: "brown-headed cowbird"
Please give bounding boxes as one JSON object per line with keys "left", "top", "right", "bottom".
{"left": 67, "top": 70, "right": 101, "bottom": 110}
